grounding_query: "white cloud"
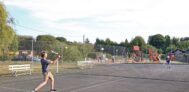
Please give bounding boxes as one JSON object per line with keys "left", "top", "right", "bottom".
{"left": 4, "top": 0, "right": 189, "bottom": 43}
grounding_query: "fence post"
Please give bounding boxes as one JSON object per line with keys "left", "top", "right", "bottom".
{"left": 56, "top": 59, "right": 59, "bottom": 73}
{"left": 32, "top": 40, "right": 34, "bottom": 71}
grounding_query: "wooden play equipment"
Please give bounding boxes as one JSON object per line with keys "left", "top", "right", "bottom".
{"left": 131, "top": 46, "right": 143, "bottom": 62}
{"left": 148, "top": 48, "right": 160, "bottom": 63}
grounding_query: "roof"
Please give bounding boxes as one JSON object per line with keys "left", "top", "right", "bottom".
{"left": 186, "top": 49, "right": 189, "bottom": 53}
{"left": 172, "top": 49, "right": 185, "bottom": 53}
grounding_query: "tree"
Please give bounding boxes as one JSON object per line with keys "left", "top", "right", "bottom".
{"left": 56, "top": 37, "right": 67, "bottom": 42}
{"left": 130, "top": 36, "right": 146, "bottom": 49}
{"left": 129, "top": 36, "right": 146, "bottom": 54}
{"left": 35, "top": 35, "right": 64, "bottom": 53}
{"left": 119, "top": 42, "right": 125, "bottom": 47}
{"left": 119, "top": 39, "right": 129, "bottom": 47}
{"left": 0, "top": 2, "right": 7, "bottom": 30}
{"left": 0, "top": 3, "right": 17, "bottom": 57}
{"left": 172, "top": 37, "right": 179, "bottom": 46}
{"left": 95, "top": 38, "right": 105, "bottom": 45}
{"left": 18, "top": 35, "right": 33, "bottom": 41}
{"left": 180, "top": 37, "right": 189, "bottom": 41}
{"left": 9, "top": 35, "right": 18, "bottom": 52}
{"left": 74, "top": 42, "right": 94, "bottom": 59}
{"left": 36, "top": 35, "right": 56, "bottom": 42}
{"left": 157, "top": 49, "right": 163, "bottom": 54}
{"left": 148, "top": 34, "right": 165, "bottom": 50}
{"left": 105, "top": 38, "right": 113, "bottom": 45}
{"left": 85, "top": 38, "right": 90, "bottom": 44}
{"left": 17, "top": 35, "right": 33, "bottom": 50}
{"left": 124, "top": 39, "right": 129, "bottom": 47}
{"left": 165, "top": 35, "right": 171, "bottom": 47}
{"left": 63, "top": 45, "right": 82, "bottom": 62}
{"left": 178, "top": 41, "right": 189, "bottom": 50}
{"left": 95, "top": 38, "right": 100, "bottom": 45}
{"left": 166, "top": 45, "right": 176, "bottom": 53}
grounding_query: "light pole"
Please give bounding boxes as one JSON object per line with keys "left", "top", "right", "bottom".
{"left": 101, "top": 48, "right": 104, "bottom": 63}
{"left": 56, "top": 56, "right": 59, "bottom": 73}
{"left": 101, "top": 48, "right": 104, "bottom": 53}
{"left": 61, "top": 46, "right": 67, "bottom": 70}
{"left": 116, "top": 49, "right": 118, "bottom": 56}
{"left": 31, "top": 39, "right": 34, "bottom": 70}
{"left": 116, "top": 49, "right": 118, "bottom": 62}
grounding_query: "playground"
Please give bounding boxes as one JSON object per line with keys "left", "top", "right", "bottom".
{"left": 1, "top": 64, "right": 189, "bottom": 92}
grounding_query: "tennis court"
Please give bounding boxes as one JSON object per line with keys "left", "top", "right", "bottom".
{"left": 0, "top": 64, "right": 189, "bottom": 92}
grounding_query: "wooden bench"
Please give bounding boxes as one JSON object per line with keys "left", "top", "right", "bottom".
{"left": 8, "top": 64, "right": 32, "bottom": 76}
{"left": 77, "top": 61, "right": 93, "bottom": 69}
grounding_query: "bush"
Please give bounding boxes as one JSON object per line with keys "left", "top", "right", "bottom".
{"left": 106, "top": 53, "right": 112, "bottom": 59}
{"left": 158, "top": 49, "right": 163, "bottom": 54}
{"left": 161, "top": 54, "right": 166, "bottom": 60}
{"left": 0, "top": 55, "right": 11, "bottom": 61}
{"left": 63, "top": 46, "right": 82, "bottom": 62}
{"left": 87, "top": 52, "right": 97, "bottom": 59}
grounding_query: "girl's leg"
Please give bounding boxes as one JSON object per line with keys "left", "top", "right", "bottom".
{"left": 34, "top": 73, "right": 49, "bottom": 91}
{"left": 48, "top": 72, "right": 55, "bottom": 90}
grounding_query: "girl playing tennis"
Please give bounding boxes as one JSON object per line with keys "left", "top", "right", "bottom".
{"left": 32, "top": 51, "right": 60, "bottom": 92}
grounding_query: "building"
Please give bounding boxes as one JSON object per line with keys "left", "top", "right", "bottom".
{"left": 172, "top": 49, "right": 189, "bottom": 62}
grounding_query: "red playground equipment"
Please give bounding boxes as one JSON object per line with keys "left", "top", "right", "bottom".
{"left": 148, "top": 48, "right": 160, "bottom": 63}
{"left": 131, "top": 46, "right": 143, "bottom": 62}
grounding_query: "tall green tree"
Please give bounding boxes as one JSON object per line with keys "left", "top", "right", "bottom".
{"left": 18, "top": 35, "right": 33, "bottom": 50}
{"left": 178, "top": 41, "right": 189, "bottom": 50}
{"left": 95, "top": 38, "right": 105, "bottom": 45}
{"left": 9, "top": 35, "right": 18, "bottom": 52}
{"left": 165, "top": 35, "right": 171, "bottom": 47}
{"left": 0, "top": 2, "right": 7, "bottom": 30}
{"left": 36, "top": 35, "right": 56, "bottom": 42}
{"left": 129, "top": 36, "right": 146, "bottom": 53}
{"left": 148, "top": 34, "right": 165, "bottom": 50}
{"left": 130, "top": 36, "right": 146, "bottom": 49}
{"left": 78, "top": 43, "right": 94, "bottom": 59}
{"left": 119, "top": 39, "right": 129, "bottom": 47}
{"left": 124, "top": 39, "right": 129, "bottom": 47}
{"left": 105, "top": 38, "right": 113, "bottom": 45}
{"left": 56, "top": 37, "right": 67, "bottom": 42}
{"left": 63, "top": 45, "right": 82, "bottom": 62}
{"left": 172, "top": 37, "right": 179, "bottom": 46}
{"left": 0, "top": 2, "right": 17, "bottom": 56}
{"left": 180, "top": 37, "right": 189, "bottom": 41}
{"left": 35, "top": 35, "right": 63, "bottom": 52}
{"left": 166, "top": 45, "right": 176, "bottom": 53}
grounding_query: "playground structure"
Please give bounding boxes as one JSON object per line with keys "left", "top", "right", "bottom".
{"left": 130, "top": 46, "right": 160, "bottom": 63}
{"left": 84, "top": 45, "right": 161, "bottom": 64}
{"left": 148, "top": 48, "right": 160, "bottom": 63}
{"left": 131, "top": 46, "right": 143, "bottom": 62}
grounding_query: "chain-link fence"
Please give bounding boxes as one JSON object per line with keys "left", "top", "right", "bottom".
{"left": 0, "top": 40, "right": 69, "bottom": 75}
{"left": 1, "top": 40, "right": 189, "bottom": 76}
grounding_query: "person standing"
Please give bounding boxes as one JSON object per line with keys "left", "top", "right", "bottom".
{"left": 166, "top": 54, "right": 171, "bottom": 69}
{"left": 32, "top": 51, "right": 61, "bottom": 92}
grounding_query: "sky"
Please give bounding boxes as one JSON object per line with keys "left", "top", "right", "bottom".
{"left": 2, "top": 0, "right": 189, "bottom": 43}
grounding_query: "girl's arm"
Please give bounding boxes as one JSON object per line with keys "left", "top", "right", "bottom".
{"left": 50, "top": 55, "right": 61, "bottom": 64}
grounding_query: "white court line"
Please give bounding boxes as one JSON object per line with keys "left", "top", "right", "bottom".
{"left": 0, "top": 86, "right": 30, "bottom": 92}
{"left": 69, "top": 78, "right": 125, "bottom": 92}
